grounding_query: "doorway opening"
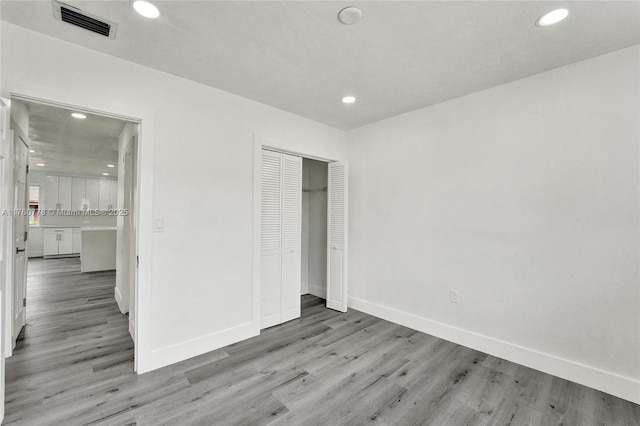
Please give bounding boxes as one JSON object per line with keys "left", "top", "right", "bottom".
{"left": 2, "top": 97, "right": 140, "bottom": 373}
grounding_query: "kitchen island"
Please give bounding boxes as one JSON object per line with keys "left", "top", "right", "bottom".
{"left": 80, "top": 226, "right": 117, "bottom": 272}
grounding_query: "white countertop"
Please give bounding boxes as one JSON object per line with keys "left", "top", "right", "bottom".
{"left": 81, "top": 226, "right": 117, "bottom": 231}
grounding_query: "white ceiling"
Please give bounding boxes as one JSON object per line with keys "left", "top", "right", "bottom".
{"left": 2, "top": 1, "right": 639, "bottom": 130}
{"left": 21, "top": 100, "right": 125, "bottom": 177}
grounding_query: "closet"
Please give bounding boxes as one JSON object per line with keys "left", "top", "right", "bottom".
{"left": 259, "top": 148, "right": 349, "bottom": 330}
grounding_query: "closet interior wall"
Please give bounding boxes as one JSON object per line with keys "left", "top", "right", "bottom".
{"left": 301, "top": 158, "right": 328, "bottom": 298}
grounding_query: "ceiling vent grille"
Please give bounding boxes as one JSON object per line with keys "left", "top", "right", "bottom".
{"left": 52, "top": 1, "right": 118, "bottom": 39}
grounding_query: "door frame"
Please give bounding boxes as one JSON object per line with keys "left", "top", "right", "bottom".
{"left": 252, "top": 134, "right": 339, "bottom": 334}
{"left": 1, "top": 94, "right": 149, "bottom": 373}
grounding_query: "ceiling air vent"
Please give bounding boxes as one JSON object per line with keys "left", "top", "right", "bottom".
{"left": 52, "top": 0, "right": 118, "bottom": 39}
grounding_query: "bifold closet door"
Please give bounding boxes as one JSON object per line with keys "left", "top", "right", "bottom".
{"left": 280, "top": 155, "right": 302, "bottom": 323}
{"left": 260, "top": 150, "right": 302, "bottom": 329}
{"left": 261, "top": 151, "right": 282, "bottom": 329}
{"left": 326, "top": 161, "right": 349, "bottom": 312}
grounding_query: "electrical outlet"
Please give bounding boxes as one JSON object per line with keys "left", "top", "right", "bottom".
{"left": 450, "top": 290, "right": 459, "bottom": 304}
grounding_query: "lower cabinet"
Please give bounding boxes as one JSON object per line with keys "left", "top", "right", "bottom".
{"left": 43, "top": 228, "right": 79, "bottom": 256}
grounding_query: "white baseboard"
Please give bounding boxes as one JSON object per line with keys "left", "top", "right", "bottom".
{"left": 348, "top": 295, "right": 640, "bottom": 404}
{"left": 309, "top": 283, "right": 326, "bottom": 299}
{"left": 149, "top": 322, "right": 258, "bottom": 371}
{"left": 114, "top": 287, "right": 127, "bottom": 314}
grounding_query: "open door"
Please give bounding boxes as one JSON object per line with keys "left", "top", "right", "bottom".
{"left": 124, "top": 135, "right": 138, "bottom": 347}
{"left": 11, "top": 132, "right": 29, "bottom": 348}
{"left": 0, "top": 96, "right": 10, "bottom": 425}
{"left": 326, "top": 161, "right": 348, "bottom": 312}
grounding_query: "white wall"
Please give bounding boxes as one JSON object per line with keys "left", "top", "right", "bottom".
{"left": 347, "top": 45, "right": 640, "bottom": 403}
{"left": 0, "top": 23, "right": 346, "bottom": 372}
{"left": 11, "top": 100, "right": 27, "bottom": 133}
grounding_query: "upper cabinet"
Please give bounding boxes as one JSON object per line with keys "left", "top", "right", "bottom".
{"left": 71, "top": 177, "right": 86, "bottom": 210}
{"left": 85, "top": 178, "right": 100, "bottom": 210}
{"left": 44, "top": 175, "right": 117, "bottom": 210}
{"left": 43, "top": 175, "right": 58, "bottom": 210}
{"left": 43, "top": 175, "right": 72, "bottom": 210}
{"left": 99, "top": 179, "right": 111, "bottom": 210}
{"left": 58, "top": 177, "right": 72, "bottom": 210}
{"left": 110, "top": 180, "right": 118, "bottom": 210}
{"left": 98, "top": 178, "right": 118, "bottom": 210}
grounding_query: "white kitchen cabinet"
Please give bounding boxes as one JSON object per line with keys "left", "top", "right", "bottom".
{"left": 86, "top": 179, "right": 100, "bottom": 210}
{"left": 43, "top": 228, "right": 74, "bottom": 256}
{"left": 58, "top": 177, "right": 72, "bottom": 210}
{"left": 98, "top": 178, "right": 118, "bottom": 210}
{"left": 99, "top": 179, "right": 111, "bottom": 210}
{"left": 72, "top": 228, "right": 82, "bottom": 254}
{"left": 71, "top": 177, "right": 87, "bottom": 210}
{"left": 59, "top": 229, "right": 73, "bottom": 254}
{"left": 110, "top": 179, "right": 118, "bottom": 209}
{"left": 43, "top": 175, "right": 58, "bottom": 210}
{"left": 43, "top": 230, "right": 59, "bottom": 255}
{"left": 46, "top": 175, "right": 117, "bottom": 212}
{"left": 43, "top": 175, "right": 73, "bottom": 210}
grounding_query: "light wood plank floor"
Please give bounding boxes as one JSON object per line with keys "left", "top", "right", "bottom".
{"left": 4, "top": 257, "right": 639, "bottom": 425}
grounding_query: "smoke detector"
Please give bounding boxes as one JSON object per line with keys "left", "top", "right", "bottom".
{"left": 338, "top": 6, "right": 363, "bottom": 25}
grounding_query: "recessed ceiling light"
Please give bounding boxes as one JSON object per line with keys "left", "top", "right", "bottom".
{"left": 107, "top": 164, "right": 115, "bottom": 168}
{"left": 30, "top": 149, "right": 35, "bottom": 153}
{"left": 537, "top": 9, "right": 569, "bottom": 27}
{"left": 103, "top": 173, "right": 110, "bottom": 176}
{"left": 338, "top": 6, "right": 362, "bottom": 25}
{"left": 36, "top": 163, "right": 45, "bottom": 166}
{"left": 342, "top": 96, "right": 356, "bottom": 104}
{"left": 133, "top": 0, "right": 160, "bottom": 19}
{"left": 71, "top": 112, "right": 86, "bottom": 119}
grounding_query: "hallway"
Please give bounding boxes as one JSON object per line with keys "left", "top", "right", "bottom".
{"left": 4, "top": 257, "right": 133, "bottom": 424}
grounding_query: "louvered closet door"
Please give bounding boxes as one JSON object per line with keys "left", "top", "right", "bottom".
{"left": 280, "top": 154, "right": 302, "bottom": 323}
{"left": 327, "top": 161, "right": 349, "bottom": 312}
{"left": 260, "top": 150, "right": 282, "bottom": 329}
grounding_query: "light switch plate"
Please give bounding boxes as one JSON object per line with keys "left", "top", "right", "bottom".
{"left": 154, "top": 219, "right": 164, "bottom": 233}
